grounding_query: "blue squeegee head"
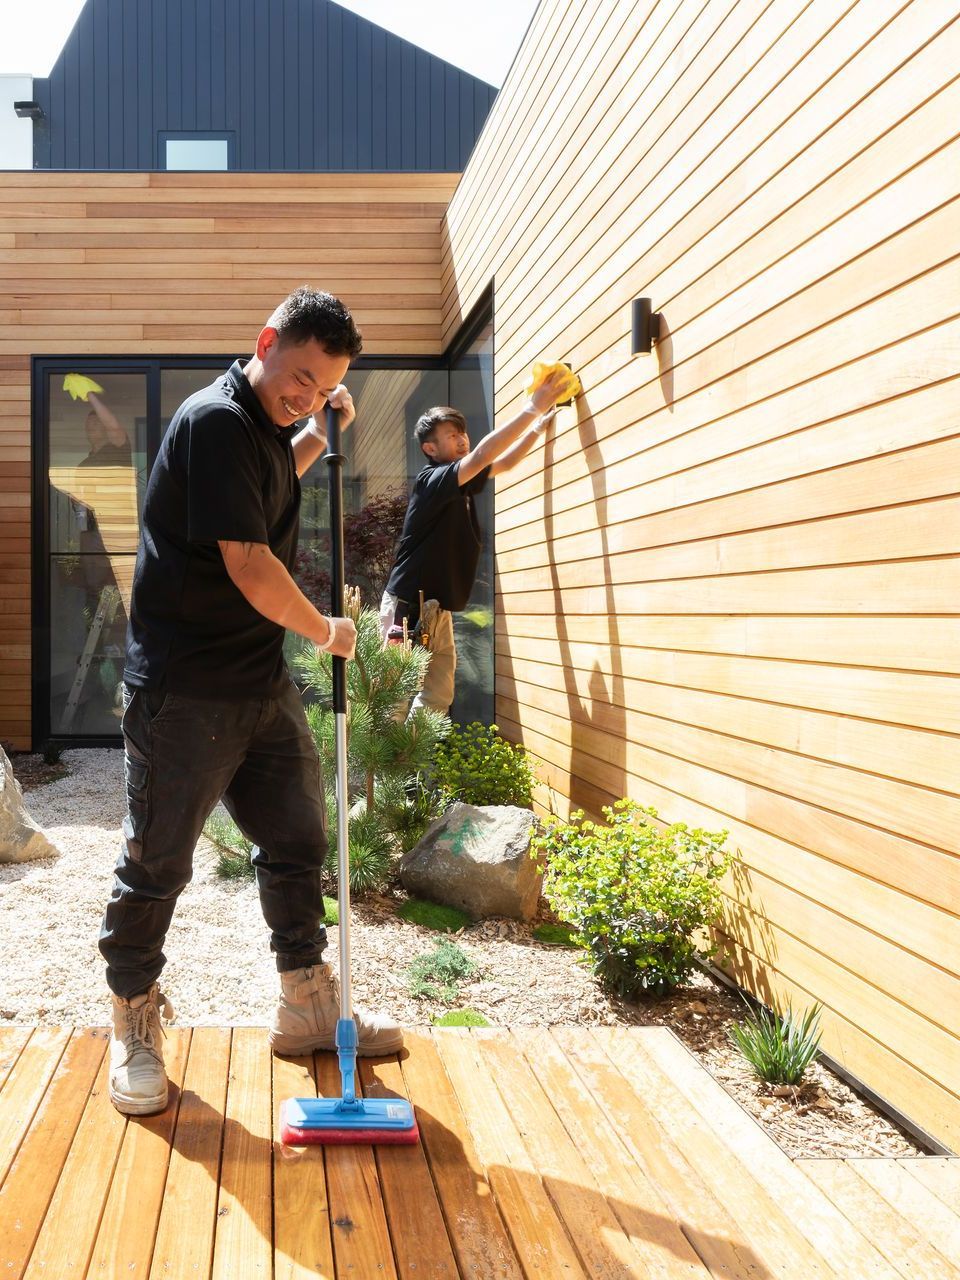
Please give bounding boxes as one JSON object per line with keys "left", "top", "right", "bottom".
{"left": 279, "top": 1096, "right": 420, "bottom": 1146}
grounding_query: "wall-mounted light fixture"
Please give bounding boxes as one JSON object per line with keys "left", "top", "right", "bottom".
{"left": 14, "top": 101, "right": 44, "bottom": 120}
{"left": 631, "top": 297, "right": 661, "bottom": 354}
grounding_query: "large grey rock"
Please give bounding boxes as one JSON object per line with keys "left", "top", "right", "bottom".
{"left": 0, "top": 748, "right": 59, "bottom": 864}
{"left": 399, "top": 802, "right": 540, "bottom": 921}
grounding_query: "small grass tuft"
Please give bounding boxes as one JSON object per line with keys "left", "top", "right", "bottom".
{"left": 533, "top": 923, "right": 577, "bottom": 947}
{"left": 729, "top": 1000, "right": 823, "bottom": 1086}
{"left": 396, "top": 899, "right": 471, "bottom": 933}
{"left": 432, "top": 1009, "right": 490, "bottom": 1027}
{"left": 407, "top": 940, "right": 478, "bottom": 1003}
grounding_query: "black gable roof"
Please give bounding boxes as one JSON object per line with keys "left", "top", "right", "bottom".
{"left": 31, "top": 0, "right": 496, "bottom": 170}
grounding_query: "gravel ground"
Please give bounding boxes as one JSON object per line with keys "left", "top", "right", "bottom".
{"left": 0, "top": 748, "right": 615, "bottom": 1029}
{"left": 1, "top": 748, "right": 927, "bottom": 1159}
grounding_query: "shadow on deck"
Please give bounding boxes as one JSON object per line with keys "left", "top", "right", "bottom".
{"left": 0, "top": 1024, "right": 957, "bottom": 1278}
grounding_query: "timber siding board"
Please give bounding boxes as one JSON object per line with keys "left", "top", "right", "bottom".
{"left": 0, "top": 171, "right": 456, "bottom": 750}
{"left": 443, "top": 0, "right": 960, "bottom": 1148}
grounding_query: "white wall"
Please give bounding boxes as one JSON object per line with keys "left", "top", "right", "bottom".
{"left": 0, "top": 76, "right": 35, "bottom": 169}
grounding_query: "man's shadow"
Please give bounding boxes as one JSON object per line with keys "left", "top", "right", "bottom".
{"left": 538, "top": 389, "right": 628, "bottom": 812}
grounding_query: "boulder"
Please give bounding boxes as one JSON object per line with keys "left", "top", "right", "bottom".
{"left": 0, "top": 748, "right": 59, "bottom": 864}
{"left": 399, "top": 801, "right": 540, "bottom": 921}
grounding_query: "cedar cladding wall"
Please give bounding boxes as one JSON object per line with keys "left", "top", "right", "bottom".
{"left": 0, "top": 169, "right": 457, "bottom": 751}
{"left": 441, "top": 0, "right": 960, "bottom": 1148}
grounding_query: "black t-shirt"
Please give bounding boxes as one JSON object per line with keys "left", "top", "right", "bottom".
{"left": 385, "top": 459, "right": 490, "bottom": 612}
{"left": 124, "top": 361, "right": 300, "bottom": 698}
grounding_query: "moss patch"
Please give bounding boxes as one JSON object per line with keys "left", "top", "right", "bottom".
{"left": 396, "top": 898, "right": 471, "bottom": 933}
{"left": 533, "top": 923, "right": 577, "bottom": 947}
{"left": 432, "top": 1009, "right": 490, "bottom": 1027}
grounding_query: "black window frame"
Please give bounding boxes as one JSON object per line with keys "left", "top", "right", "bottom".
{"left": 31, "top": 352, "right": 449, "bottom": 747}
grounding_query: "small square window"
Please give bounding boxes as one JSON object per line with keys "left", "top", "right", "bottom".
{"left": 163, "top": 137, "right": 231, "bottom": 171}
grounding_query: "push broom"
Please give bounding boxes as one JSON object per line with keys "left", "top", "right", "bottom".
{"left": 279, "top": 402, "right": 419, "bottom": 1146}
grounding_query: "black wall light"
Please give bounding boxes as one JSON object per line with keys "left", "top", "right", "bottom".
{"left": 14, "top": 101, "right": 44, "bottom": 120}
{"left": 631, "top": 297, "right": 662, "bottom": 354}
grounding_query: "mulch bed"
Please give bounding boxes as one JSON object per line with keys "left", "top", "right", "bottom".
{"left": 9, "top": 750, "right": 929, "bottom": 1160}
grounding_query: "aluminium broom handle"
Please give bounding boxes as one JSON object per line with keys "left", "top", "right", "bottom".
{"left": 325, "top": 404, "right": 352, "bottom": 1019}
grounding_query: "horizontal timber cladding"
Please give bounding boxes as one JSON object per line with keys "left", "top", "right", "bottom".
{"left": 0, "top": 169, "right": 457, "bottom": 751}
{"left": 442, "top": 0, "right": 960, "bottom": 1149}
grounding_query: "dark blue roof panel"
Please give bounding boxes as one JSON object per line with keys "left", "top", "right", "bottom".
{"left": 32, "top": 0, "right": 496, "bottom": 170}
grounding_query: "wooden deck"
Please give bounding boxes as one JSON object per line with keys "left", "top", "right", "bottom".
{"left": 0, "top": 1024, "right": 957, "bottom": 1279}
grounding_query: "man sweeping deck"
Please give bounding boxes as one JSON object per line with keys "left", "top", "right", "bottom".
{"left": 98, "top": 287, "right": 403, "bottom": 1117}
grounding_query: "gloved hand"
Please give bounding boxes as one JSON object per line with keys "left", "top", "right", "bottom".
{"left": 526, "top": 361, "right": 581, "bottom": 408}
{"left": 317, "top": 615, "right": 357, "bottom": 660}
{"left": 63, "top": 373, "right": 105, "bottom": 402}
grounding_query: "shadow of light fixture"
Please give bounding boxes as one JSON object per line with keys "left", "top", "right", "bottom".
{"left": 14, "top": 101, "right": 44, "bottom": 120}
{"left": 631, "top": 297, "right": 662, "bottom": 354}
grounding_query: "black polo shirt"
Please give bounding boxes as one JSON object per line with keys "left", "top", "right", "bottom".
{"left": 124, "top": 361, "right": 300, "bottom": 698}
{"left": 386, "top": 458, "right": 490, "bottom": 612}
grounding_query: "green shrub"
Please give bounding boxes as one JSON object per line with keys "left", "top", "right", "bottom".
{"left": 396, "top": 899, "right": 471, "bottom": 932}
{"left": 432, "top": 1009, "right": 490, "bottom": 1027}
{"left": 41, "top": 740, "right": 63, "bottom": 766}
{"left": 375, "top": 773, "right": 445, "bottom": 855}
{"left": 532, "top": 923, "right": 577, "bottom": 948}
{"left": 432, "top": 722, "right": 536, "bottom": 808}
{"left": 729, "top": 1000, "right": 823, "bottom": 1085}
{"left": 406, "top": 940, "right": 478, "bottom": 1002}
{"left": 205, "top": 809, "right": 254, "bottom": 880}
{"left": 532, "top": 800, "right": 732, "bottom": 997}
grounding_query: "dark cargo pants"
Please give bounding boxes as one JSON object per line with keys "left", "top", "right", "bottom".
{"left": 99, "top": 680, "right": 328, "bottom": 999}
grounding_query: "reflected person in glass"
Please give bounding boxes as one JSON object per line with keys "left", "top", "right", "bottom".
{"left": 381, "top": 366, "right": 571, "bottom": 715}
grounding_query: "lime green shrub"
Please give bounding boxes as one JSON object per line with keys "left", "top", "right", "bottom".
{"left": 433, "top": 1009, "right": 490, "bottom": 1027}
{"left": 532, "top": 800, "right": 732, "bottom": 997}
{"left": 432, "top": 722, "right": 536, "bottom": 808}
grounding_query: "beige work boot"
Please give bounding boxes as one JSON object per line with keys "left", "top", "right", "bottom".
{"left": 109, "top": 984, "right": 173, "bottom": 1116}
{"left": 269, "top": 963, "right": 404, "bottom": 1057}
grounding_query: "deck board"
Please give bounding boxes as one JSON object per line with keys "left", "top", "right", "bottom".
{"left": 0, "top": 1025, "right": 955, "bottom": 1278}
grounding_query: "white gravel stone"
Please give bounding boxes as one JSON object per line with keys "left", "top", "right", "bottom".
{"left": 0, "top": 749, "right": 614, "bottom": 1031}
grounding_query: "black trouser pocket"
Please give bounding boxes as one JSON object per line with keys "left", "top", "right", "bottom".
{"left": 121, "top": 743, "right": 150, "bottom": 861}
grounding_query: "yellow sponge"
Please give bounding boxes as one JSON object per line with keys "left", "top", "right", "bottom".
{"left": 526, "top": 360, "right": 581, "bottom": 406}
{"left": 63, "top": 373, "right": 104, "bottom": 402}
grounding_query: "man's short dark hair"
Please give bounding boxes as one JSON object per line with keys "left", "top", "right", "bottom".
{"left": 270, "top": 286, "right": 363, "bottom": 358}
{"left": 414, "top": 406, "right": 468, "bottom": 447}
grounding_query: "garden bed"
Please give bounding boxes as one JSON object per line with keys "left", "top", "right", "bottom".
{"left": 3, "top": 748, "right": 926, "bottom": 1160}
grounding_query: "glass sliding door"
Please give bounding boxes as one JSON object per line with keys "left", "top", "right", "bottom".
{"left": 34, "top": 348, "right": 497, "bottom": 743}
{"left": 36, "top": 358, "right": 231, "bottom": 743}
{"left": 46, "top": 370, "right": 148, "bottom": 736}
{"left": 448, "top": 313, "right": 495, "bottom": 726}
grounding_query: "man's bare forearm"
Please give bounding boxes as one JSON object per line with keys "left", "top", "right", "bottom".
{"left": 292, "top": 425, "right": 327, "bottom": 477}
{"left": 219, "top": 540, "right": 331, "bottom": 644}
{"left": 468, "top": 402, "right": 538, "bottom": 470}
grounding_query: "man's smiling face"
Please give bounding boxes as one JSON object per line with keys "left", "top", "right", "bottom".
{"left": 251, "top": 326, "right": 350, "bottom": 427}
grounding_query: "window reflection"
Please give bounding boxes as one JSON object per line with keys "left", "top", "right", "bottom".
{"left": 449, "top": 320, "right": 495, "bottom": 726}
{"left": 47, "top": 373, "right": 146, "bottom": 734}
{"left": 41, "top": 354, "right": 497, "bottom": 738}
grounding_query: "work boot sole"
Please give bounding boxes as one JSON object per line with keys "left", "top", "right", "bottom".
{"left": 269, "top": 1028, "right": 404, "bottom": 1057}
{"left": 109, "top": 1081, "right": 169, "bottom": 1116}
